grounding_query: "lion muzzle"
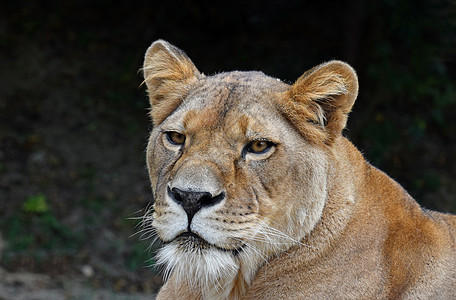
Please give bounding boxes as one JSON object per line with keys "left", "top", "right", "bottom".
{"left": 167, "top": 186, "right": 225, "bottom": 227}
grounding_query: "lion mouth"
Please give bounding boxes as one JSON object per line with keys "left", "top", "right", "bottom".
{"left": 170, "top": 232, "right": 244, "bottom": 256}
{"left": 174, "top": 232, "right": 211, "bottom": 250}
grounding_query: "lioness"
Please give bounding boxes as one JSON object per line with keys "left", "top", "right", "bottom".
{"left": 142, "top": 40, "right": 456, "bottom": 299}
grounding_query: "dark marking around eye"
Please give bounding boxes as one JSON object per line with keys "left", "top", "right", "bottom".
{"left": 165, "top": 131, "right": 185, "bottom": 145}
{"left": 242, "top": 140, "right": 275, "bottom": 157}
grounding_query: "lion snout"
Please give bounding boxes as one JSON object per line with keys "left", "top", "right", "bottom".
{"left": 167, "top": 186, "right": 225, "bottom": 226}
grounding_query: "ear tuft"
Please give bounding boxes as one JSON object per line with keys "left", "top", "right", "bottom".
{"left": 278, "top": 60, "right": 359, "bottom": 145}
{"left": 143, "top": 40, "right": 202, "bottom": 125}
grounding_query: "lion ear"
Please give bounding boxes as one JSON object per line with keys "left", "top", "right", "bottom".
{"left": 279, "top": 60, "right": 359, "bottom": 145}
{"left": 143, "top": 40, "right": 202, "bottom": 125}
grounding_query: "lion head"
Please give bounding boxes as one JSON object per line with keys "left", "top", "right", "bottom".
{"left": 142, "top": 40, "right": 358, "bottom": 299}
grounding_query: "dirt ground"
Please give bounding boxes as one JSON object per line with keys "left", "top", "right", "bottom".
{"left": 0, "top": 266, "right": 156, "bottom": 300}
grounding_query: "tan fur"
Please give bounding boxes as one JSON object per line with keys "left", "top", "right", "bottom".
{"left": 142, "top": 40, "right": 456, "bottom": 299}
{"left": 143, "top": 40, "right": 203, "bottom": 125}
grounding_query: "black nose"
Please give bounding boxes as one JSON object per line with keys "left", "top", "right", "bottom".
{"left": 168, "top": 187, "right": 225, "bottom": 225}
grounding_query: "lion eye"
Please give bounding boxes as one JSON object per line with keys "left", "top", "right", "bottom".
{"left": 165, "top": 131, "right": 186, "bottom": 145}
{"left": 245, "top": 140, "right": 274, "bottom": 154}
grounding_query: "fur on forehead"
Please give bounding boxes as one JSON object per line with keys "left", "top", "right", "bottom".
{"left": 181, "top": 108, "right": 279, "bottom": 143}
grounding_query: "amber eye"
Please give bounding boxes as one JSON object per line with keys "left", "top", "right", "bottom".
{"left": 165, "top": 131, "right": 186, "bottom": 145}
{"left": 245, "top": 140, "right": 274, "bottom": 154}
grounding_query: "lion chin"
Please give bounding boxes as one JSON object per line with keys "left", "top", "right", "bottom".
{"left": 156, "top": 233, "right": 240, "bottom": 299}
{"left": 141, "top": 39, "right": 456, "bottom": 300}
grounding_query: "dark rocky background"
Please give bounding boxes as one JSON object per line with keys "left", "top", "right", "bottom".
{"left": 1, "top": 0, "right": 455, "bottom": 298}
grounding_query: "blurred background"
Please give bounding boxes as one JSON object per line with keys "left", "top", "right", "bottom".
{"left": 1, "top": 0, "right": 455, "bottom": 298}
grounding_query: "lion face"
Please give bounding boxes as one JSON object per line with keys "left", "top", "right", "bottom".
{"left": 142, "top": 40, "right": 358, "bottom": 294}
{"left": 146, "top": 72, "right": 329, "bottom": 286}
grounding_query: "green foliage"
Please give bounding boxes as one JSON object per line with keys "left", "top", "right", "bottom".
{"left": 121, "top": 217, "right": 159, "bottom": 271}
{"left": 412, "top": 171, "right": 442, "bottom": 192}
{"left": 373, "top": 0, "right": 454, "bottom": 107}
{"left": 1, "top": 194, "right": 83, "bottom": 262}
{"left": 361, "top": 115, "right": 399, "bottom": 165}
{"left": 359, "top": 0, "right": 456, "bottom": 167}
{"left": 22, "top": 194, "right": 48, "bottom": 213}
{"left": 127, "top": 241, "right": 153, "bottom": 271}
